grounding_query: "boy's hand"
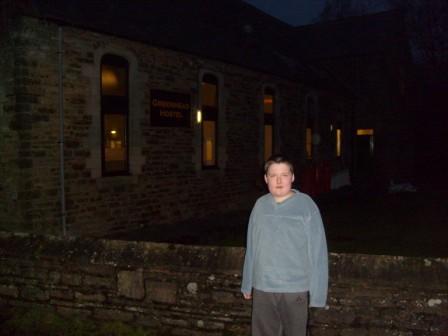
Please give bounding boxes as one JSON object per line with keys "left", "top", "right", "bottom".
{"left": 243, "top": 292, "right": 252, "bottom": 300}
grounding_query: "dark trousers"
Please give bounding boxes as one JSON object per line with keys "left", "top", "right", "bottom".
{"left": 252, "top": 289, "right": 308, "bottom": 336}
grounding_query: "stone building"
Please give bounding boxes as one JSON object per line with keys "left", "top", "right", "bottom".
{"left": 294, "top": 10, "right": 416, "bottom": 188}
{"left": 0, "top": 0, "right": 412, "bottom": 236}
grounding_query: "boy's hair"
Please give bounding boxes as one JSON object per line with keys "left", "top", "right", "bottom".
{"left": 264, "top": 154, "right": 294, "bottom": 175}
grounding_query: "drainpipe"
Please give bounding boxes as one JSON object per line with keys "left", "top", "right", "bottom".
{"left": 58, "top": 26, "right": 67, "bottom": 236}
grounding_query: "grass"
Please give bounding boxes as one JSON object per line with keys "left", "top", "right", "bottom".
{"left": 0, "top": 307, "right": 152, "bottom": 336}
{"left": 105, "top": 188, "right": 448, "bottom": 258}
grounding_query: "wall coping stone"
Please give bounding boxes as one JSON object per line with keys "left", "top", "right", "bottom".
{"left": 1, "top": 231, "right": 447, "bottom": 288}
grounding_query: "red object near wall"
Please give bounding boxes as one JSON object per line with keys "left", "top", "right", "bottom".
{"left": 298, "top": 165, "right": 316, "bottom": 197}
{"left": 299, "top": 162, "right": 331, "bottom": 197}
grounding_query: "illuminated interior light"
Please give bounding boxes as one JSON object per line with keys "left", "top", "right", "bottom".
{"left": 102, "top": 69, "right": 118, "bottom": 88}
{"left": 263, "top": 95, "right": 274, "bottom": 114}
{"left": 196, "top": 109, "right": 202, "bottom": 124}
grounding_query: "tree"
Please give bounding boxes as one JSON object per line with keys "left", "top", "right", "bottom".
{"left": 389, "top": 0, "right": 448, "bottom": 79}
{"left": 317, "top": 0, "right": 448, "bottom": 78}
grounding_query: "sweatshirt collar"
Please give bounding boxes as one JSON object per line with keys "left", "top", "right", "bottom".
{"left": 271, "top": 189, "right": 299, "bottom": 205}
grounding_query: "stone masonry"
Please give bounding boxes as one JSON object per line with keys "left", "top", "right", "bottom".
{"left": 0, "top": 231, "right": 446, "bottom": 335}
{"left": 0, "top": 15, "right": 351, "bottom": 236}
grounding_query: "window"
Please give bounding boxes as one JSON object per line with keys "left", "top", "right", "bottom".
{"left": 305, "top": 125, "right": 313, "bottom": 159}
{"left": 263, "top": 87, "right": 275, "bottom": 161}
{"left": 305, "top": 97, "right": 315, "bottom": 160}
{"left": 336, "top": 128, "right": 342, "bottom": 157}
{"left": 201, "top": 74, "right": 218, "bottom": 167}
{"left": 356, "top": 128, "right": 375, "bottom": 171}
{"left": 332, "top": 120, "right": 342, "bottom": 158}
{"left": 357, "top": 128, "right": 375, "bottom": 155}
{"left": 101, "top": 54, "right": 129, "bottom": 175}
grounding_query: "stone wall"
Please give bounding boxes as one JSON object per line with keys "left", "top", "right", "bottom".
{"left": 0, "top": 232, "right": 446, "bottom": 335}
{"left": 0, "top": 18, "right": 26, "bottom": 231}
{"left": 1, "top": 16, "right": 352, "bottom": 236}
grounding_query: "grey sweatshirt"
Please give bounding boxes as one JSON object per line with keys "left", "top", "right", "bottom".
{"left": 241, "top": 189, "right": 328, "bottom": 307}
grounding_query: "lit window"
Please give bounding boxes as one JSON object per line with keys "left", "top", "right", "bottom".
{"left": 201, "top": 74, "right": 218, "bottom": 167}
{"left": 203, "top": 121, "right": 216, "bottom": 164}
{"left": 263, "top": 88, "right": 275, "bottom": 161}
{"left": 336, "top": 128, "right": 342, "bottom": 157}
{"left": 305, "top": 127, "right": 313, "bottom": 159}
{"left": 101, "top": 54, "right": 129, "bottom": 175}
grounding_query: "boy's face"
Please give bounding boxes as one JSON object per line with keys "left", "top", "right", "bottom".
{"left": 264, "top": 163, "right": 295, "bottom": 202}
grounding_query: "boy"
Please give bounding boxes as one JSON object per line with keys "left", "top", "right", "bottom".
{"left": 241, "top": 154, "right": 328, "bottom": 336}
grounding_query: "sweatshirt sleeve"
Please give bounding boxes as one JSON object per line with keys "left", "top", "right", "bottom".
{"left": 306, "top": 204, "right": 329, "bottom": 308}
{"left": 241, "top": 206, "right": 256, "bottom": 294}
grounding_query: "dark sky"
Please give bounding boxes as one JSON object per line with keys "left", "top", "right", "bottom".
{"left": 243, "top": 0, "right": 326, "bottom": 26}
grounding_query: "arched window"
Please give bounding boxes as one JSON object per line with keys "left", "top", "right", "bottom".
{"left": 101, "top": 54, "right": 129, "bottom": 175}
{"left": 201, "top": 74, "right": 218, "bottom": 167}
{"left": 263, "top": 87, "right": 275, "bottom": 161}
